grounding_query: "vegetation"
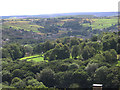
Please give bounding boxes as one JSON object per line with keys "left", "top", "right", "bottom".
{"left": 19, "top": 55, "right": 44, "bottom": 62}
{"left": 2, "top": 16, "right": 118, "bottom": 45}
{"left": 82, "top": 18, "right": 117, "bottom": 30}
{"left": 1, "top": 15, "right": 120, "bottom": 89}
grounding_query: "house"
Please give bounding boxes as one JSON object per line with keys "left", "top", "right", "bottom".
{"left": 93, "top": 84, "right": 102, "bottom": 90}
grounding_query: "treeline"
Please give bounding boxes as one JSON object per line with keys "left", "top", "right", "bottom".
{"left": 2, "top": 32, "right": 120, "bottom": 88}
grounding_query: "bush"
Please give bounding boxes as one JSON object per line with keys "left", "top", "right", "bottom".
{"left": 11, "top": 77, "right": 26, "bottom": 88}
{"left": 2, "top": 70, "right": 12, "bottom": 83}
{"left": 69, "top": 83, "right": 80, "bottom": 88}
{"left": 69, "top": 63, "right": 79, "bottom": 70}
{"left": 85, "top": 63, "right": 98, "bottom": 74}
{"left": 58, "top": 64, "right": 69, "bottom": 72}
{"left": 35, "top": 68, "right": 56, "bottom": 87}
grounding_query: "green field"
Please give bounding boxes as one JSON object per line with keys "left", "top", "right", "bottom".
{"left": 3, "top": 21, "right": 44, "bottom": 33}
{"left": 19, "top": 54, "right": 46, "bottom": 62}
{"left": 82, "top": 18, "right": 117, "bottom": 30}
{"left": 2, "top": 84, "right": 14, "bottom": 88}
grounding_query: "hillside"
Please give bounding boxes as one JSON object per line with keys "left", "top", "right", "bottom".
{"left": 2, "top": 31, "right": 120, "bottom": 89}
{"left": 2, "top": 15, "right": 118, "bottom": 45}
{"left": 1, "top": 14, "right": 120, "bottom": 89}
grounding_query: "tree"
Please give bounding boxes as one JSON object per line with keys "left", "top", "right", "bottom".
{"left": 85, "top": 63, "right": 98, "bottom": 75}
{"left": 57, "top": 64, "right": 69, "bottom": 72}
{"left": 91, "top": 35, "right": 98, "bottom": 41}
{"left": 2, "top": 70, "right": 12, "bottom": 83}
{"left": 11, "top": 77, "right": 26, "bottom": 88}
{"left": 102, "top": 33, "right": 117, "bottom": 51}
{"left": 69, "top": 83, "right": 80, "bottom": 88}
{"left": 72, "top": 70, "right": 89, "bottom": 88}
{"left": 63, "top": 37, "right": 70, "bottom": 44}
{"left": 109, "top": 49, "right": 117, "bottom": 62}
{"left": 4, "top": 44, "right": 25, "bottom": 60}
{"left": 94, "top": 66, "right": 109, "bottom": 84}
{"left": 26, "top": 78, "right": 47, "bottom": 88}
{"left": 12, "top": 69, "right": 26, "bottom": 79}
{"left": 117, "top": 43, "right": 120, "bottom": 54}
{"left": 47, "top": 44, "right": 70, "bottom": 60}
{"left": 103, "top": 41, "right": 110, "bottom": 51}
{"left": 82, "top": 45, "right": 96, "bottom": 60}
{"left": 43, "top": 40, "right": 54, "bottom": 52}
{"left": 62, "top": 44, "right": 70, "bottom": 59}
{"left": 71, "top": 45, "right": 80, "bottom": 59}
{"left": 35, "top": 68, "right": 56, "bottom": 87}
{"left": 33, "top": 43, "right": 44, "bottom": 54}
{"left": 105, "top": 67, "right": 120, "bottom": 88}
{"left": 87, "top": 42, "right": 102, "bottom": 51}
{"left": 108, "top": 38, "right": 117, "bottom": 50}
{"left": 93, "top": 54, "right": 106, "bottom": 62}
{"left": 70, "top": 37, "right": 80, "bottom": 47}
{"left": 2, "top": 48, "right": 11, "bottom": 58}
{"left": 62, "top": 21, "right": 82, "bottom": 30}
{"left": 69, "top": 63, "right": 79, "bottom": 70}
{"left": 24, "top": 45, "right": 33, "bottom": 55}
{"left": 103, "top": 49, "right": 117, "bottom": 63}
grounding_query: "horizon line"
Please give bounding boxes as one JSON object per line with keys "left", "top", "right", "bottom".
{"left": 1, "top": 11, "right": 118, "bottom": 17}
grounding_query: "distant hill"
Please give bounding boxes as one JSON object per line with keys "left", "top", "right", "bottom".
{"left": 2, "top": 12, "right": 118, "bottom": 19}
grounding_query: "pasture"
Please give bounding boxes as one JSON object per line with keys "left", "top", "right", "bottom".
{"left": 19, "top": 54, "right": 47, "bottom": 62}
{"left": 3, "top": 21, "right": 44, "bottom": 33}
{"left": 82, "top": 18, "right": 117, "bottom": 30}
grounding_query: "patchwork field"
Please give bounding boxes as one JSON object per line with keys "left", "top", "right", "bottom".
{"left": 82, "top": 18, "right": 117, "bottom": 30}
{"left": 3, "top": 21, "right": 44, "bottom": 33}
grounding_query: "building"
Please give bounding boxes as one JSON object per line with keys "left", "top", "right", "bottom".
{"left": 93, "top": 84, "right": 102, "bottom": 90}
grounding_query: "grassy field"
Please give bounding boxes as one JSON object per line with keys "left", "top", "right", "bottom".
{"left": 82, "top": 18, "right": 117, "bottom": 30}
{"left": 19, "top": 54, "right": 47, "bottom": 62}
{"left": 3, "top": 21, "right": 44, "bottom": 33}
{"left": 2, "top": 84, "right": 14, "bottom": 88}
{"left": 117, "top": 55, "right": 120, "bottom": 60}
{"left": 116, "top": 61, "right": 120, "bottom": 67}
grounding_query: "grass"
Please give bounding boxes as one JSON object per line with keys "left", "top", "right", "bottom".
{"left": 116, "top": 61, "right": 120, "bottom": 67}
{"left": 27, "top": 57, "right": 44, "bottom": 62}
{"left": 118, "top": 61, "right": 120, "bottom": 65}
{"left": 2, "top": 21, "right": 44, "bottom": 33}
{"left": 19, "top": 55, "right": 40, "bottom": 60}
{"left": 117, "top": 55, "right": 120, "bottom": 60}
{"left": 2, "top": 84, "right": 14, "bottom": 88}
{"left": 19, "top": 54, "right": 46, "bottom": 62}
{"left": 82, "top": 18, "right": 117, "bottom": 30}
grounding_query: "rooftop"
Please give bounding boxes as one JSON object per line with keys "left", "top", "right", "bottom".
{"left": 93, "top": 84, "right": 103, "bottom": 87}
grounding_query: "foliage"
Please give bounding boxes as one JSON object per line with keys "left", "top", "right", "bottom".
{"left": 2, "top": 19, "right": 119, "bottom": 89}
{"left": 2, "top": 43, "right": 25, "bottom": 60}
{"left": 82, "top": 45, "right": 96, "bottom": 60}
{"left": 94, "top": 66, "right": 109, "bottom": 84}
{"left": 82, "top": 18, "right": 117, "bottom": 30}
{"left": 35, "top": 68, "right": 56, "bottom": 87}
{"left": 44, "top": 44, "right": 70, "bottom": 61}
{"left": 71, "top": 45, "right": 80, "bottom": 59}
{"left": 85, "top": 63, "right": 98, "bottom": 74}
{"left": 20, "top": 54, "right": 44, "bottom": 62}
{"left": 103, "top": 49, "right": 117, "bottom": 63}
{"left": 11, "top": 77, "right": 26, "bottom": 88}
{"left": 24, "top": 44, "right": 33, "bottom": 55}
{"left": 2, "top": 70, "right": 12, "bottom": 83}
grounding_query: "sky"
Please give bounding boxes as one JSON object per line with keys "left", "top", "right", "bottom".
{"left": 0, "top": 0, "right": 119, "bottom": 16}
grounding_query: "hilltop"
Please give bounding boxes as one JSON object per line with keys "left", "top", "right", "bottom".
{"left": 2, "top": 12, "right": 118, "bottom": 19}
